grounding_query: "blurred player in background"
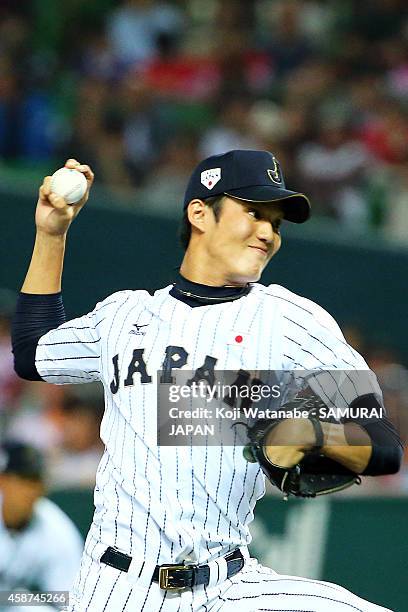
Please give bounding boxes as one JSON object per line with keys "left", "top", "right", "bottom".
{"left": 0, "top": 289, "right": 23, "bottom": 420}
{"left": 47, "top": 389, "right": 105, "bottom": 490}
{"left": 0, "top": 441, "right": 83, "bottom": 611}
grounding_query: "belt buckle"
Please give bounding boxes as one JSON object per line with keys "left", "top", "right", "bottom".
{"left": 159, "top": 564, "right": 188, "bottom": 591}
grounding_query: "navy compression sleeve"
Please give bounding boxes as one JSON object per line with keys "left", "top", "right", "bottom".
{"left": 360, "top": 418, "right": 403, "bottom": 475}
{"left": 347, "top": 394, "right": 403, "bottom": 476}
{"left": 11, "top": 293, "right": 66, "bottom": 381}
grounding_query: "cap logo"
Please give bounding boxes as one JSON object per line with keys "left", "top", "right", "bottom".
{"left": 201, "top": 168, "right": 221, "bottom": 190}
{"left": 267, "top": 158, "right": 282, "bottom": 185}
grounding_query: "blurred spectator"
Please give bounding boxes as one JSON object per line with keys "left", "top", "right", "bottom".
{"left": 46, "top": 388, "right": 104, "bottom": 490}
{"left": 345, "top": 0, "right": 407, "bottom": 44}
{"left": 0, "top": 8, "right": 58, "bottom": 162}
{"left": 383, "top": 163, "right": 408, "bottom": 241}
{"left": 0, "top": 289, "right": 23, "bottom": 416}
{"left": 359, "top": 100, "right": 408, "bottom": 165}
{"left": 0, "top": 8, "right": 29, "bottom": 59}
{"left": 106, "top": 0, "right": 185, "bottom": 68}
{"left": 296, "top": 115, "right": 370, "bottom": 224}
{"left": 140, "top": 31, "right": 221, "bottom": 102}
{"left": 78, "top": 30, "right": 119, "bottom": 82}
{"left": 199, "top": 96, "right": 261, "bottom": 158}
{"left": 384, "top": 39, "right": 408, "bottom": 101}
{"left": 262, "top": 0, "right": 316, "bottom": 79}
{"left": 0, "top": 57, "right": 22, "bottom": 160}
{"left": 138, "top": 133, "right": 199, "bottom": 215}
{"left": 348, "top": 75, "right": 385, "bottom": 126}
{"left": 60, "top": 78, "right": 110, "bottom": 178}
{"left": 284, "top": 59, "right": 338, "bottom": 107}
{"left": 0, "top": 441, "right": 83, "bottom": 604}
{"left": 6, "top": 381, "right": 68, "bottom": 454}
{"left": 120, "top": 78, "right": 163, "bottom": 184}
{"left": 213, "top": 5, "right": 271, "bottom": 98}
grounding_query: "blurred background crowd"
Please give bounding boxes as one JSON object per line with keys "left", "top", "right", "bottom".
{"left": 0, "top": 0, "right": 407, "bottom": 496}
{"left": 1, "top": 0, "right": 408, "bottom": 234}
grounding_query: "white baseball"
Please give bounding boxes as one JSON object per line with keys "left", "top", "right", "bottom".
{"left": 50, "top": 167, "right": 88, "bottom": 205}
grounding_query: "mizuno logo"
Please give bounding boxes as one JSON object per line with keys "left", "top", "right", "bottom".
{"left": 129, "top": 324, "right": 149, "bottom": 336}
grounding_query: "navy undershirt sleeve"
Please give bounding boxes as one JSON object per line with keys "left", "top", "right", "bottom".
{"left": 359, "top": 418, "right": 403, "bottom": 476}
{"left": 346, "top": 394, "right": 403, "bottom": 476}
{"left": 11, "top": 293, "right": 66, "bottom": 381}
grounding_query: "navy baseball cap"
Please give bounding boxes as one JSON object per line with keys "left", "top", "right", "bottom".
{"left": 0, "top": 441, "right": 45, "bottom": 481}
{"left": 184, "top": 150, "right": 310, "bottom": 223}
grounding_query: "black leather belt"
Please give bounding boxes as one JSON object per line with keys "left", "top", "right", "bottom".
{"left": 100, "top": 546, "right": 244, "bottom": 590}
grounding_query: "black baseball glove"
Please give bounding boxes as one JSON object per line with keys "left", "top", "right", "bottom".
{"left": 243, "top": 412, "right": 361, "bottom": 498}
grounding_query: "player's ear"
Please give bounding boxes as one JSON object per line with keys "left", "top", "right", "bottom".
{"left": 187, "top": 199, "right": 208, "bottom": 234}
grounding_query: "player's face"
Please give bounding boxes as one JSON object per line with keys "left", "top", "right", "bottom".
{"left": 0, "top": 474, "right": 44, "bottom": 528}
{"left": 201, "top": 197, "right": 283, "bottom": 285}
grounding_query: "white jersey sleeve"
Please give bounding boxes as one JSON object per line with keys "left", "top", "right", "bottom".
{"left": 271, "top": 285, "right": 383, "bottom": 404}
{"left": 35, "top": 291, "right": 133, "bottom": 384}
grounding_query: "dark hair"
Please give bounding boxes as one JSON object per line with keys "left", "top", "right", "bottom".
{"left": 179, "top": 195, "right": 225, "bottom": 250}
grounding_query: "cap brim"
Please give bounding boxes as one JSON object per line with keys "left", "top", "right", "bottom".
{"left": 224, "top": 186, "right": 311, "bottom": 223}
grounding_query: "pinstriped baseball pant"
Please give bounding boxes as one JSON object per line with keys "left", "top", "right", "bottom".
{"left": 68, "top": 549, "right": 392, "bottom": 612}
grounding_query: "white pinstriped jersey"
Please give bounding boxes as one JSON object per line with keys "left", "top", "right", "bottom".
{"left": 35, "top": 283, "right": 379, "bottom": 568}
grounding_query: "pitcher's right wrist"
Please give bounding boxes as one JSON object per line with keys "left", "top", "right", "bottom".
{"left": 36, "top": 227, "right": 69, "bottom": 241}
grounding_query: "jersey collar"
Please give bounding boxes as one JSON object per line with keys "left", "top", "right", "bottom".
{"left": 170, "top": 273, "right": 252, "bottom": 307}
